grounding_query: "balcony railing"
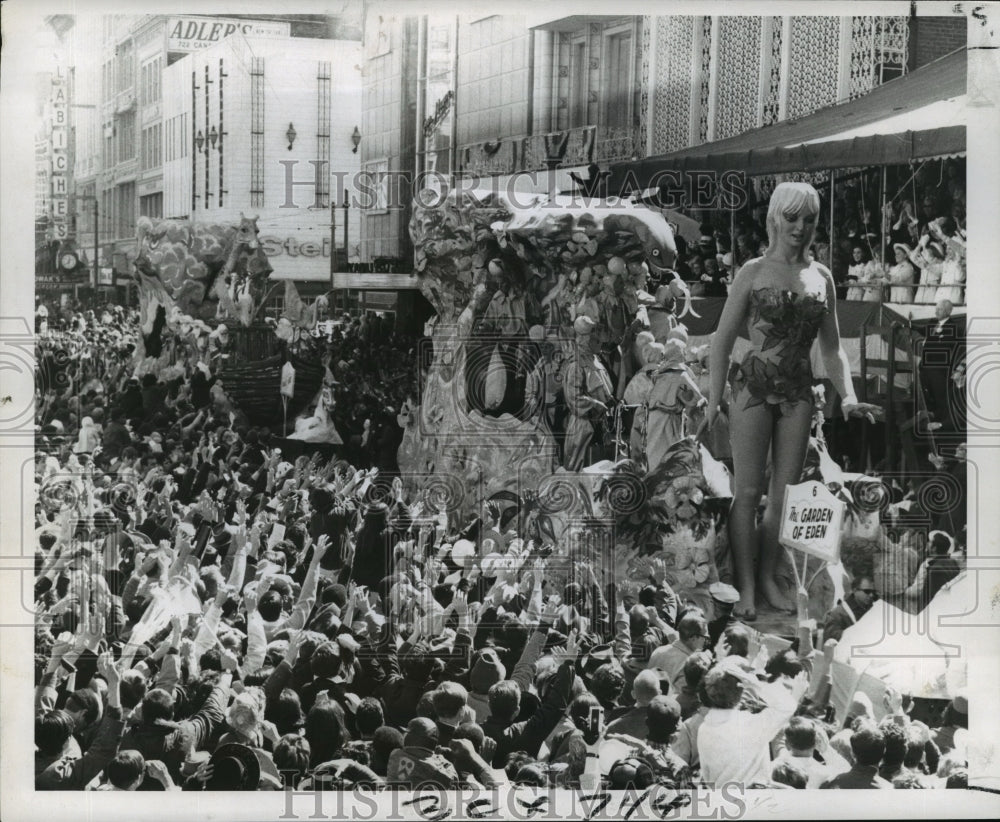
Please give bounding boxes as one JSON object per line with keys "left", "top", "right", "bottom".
{"left": 456, "top": 124, "right": 641, "bottom": 178}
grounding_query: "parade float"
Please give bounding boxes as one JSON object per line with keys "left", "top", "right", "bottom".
{"left": 130, "top": 214, "right": 327, "bottom": 427}
{"left": 404, "top": 188, "right": 740, "bottom": 614}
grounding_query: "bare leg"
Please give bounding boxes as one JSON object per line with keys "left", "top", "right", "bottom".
{"left": 759, "top": 401, "right": 814, "bottom": 612}
{"left": 727, "top": 397, "right": 774, "bottom": 620}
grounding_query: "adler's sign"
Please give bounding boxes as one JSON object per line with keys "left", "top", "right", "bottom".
{"left": 167, "top": 17, "right": 290, "bottom": 51}
{"left": 779, "top": 481, "right": 845, "bottom": 564}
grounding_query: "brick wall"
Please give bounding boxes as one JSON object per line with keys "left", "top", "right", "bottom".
{"left": 912, "top": 16, "right": 966, "bottom": 69}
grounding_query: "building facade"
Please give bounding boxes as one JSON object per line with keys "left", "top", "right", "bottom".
{"left": 358, "top": 11, "right": 963, "bottom": 260}
{"left": 162, "top": 32, "right": 362, "bottom": 294}
{"left": 56, "top": 13, "right": 358, "bottom": 299}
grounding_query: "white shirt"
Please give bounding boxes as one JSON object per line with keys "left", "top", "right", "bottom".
{"left": 697, "top": 684, "right": 799, "bottom": 788}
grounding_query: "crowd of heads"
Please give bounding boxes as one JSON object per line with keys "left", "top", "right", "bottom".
{"left": 31, "top": 304, "right": 970, "bottom": 793}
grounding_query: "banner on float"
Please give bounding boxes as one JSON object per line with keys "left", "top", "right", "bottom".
{"left": 778, "top": 480, "right": 845, "bottom": 564}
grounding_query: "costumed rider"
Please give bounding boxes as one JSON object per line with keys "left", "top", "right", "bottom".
{"left": 207, "top": 324, "right": 233, "bottom": 368}
{"left": 561, "top": 315, "right": 615, "bottom": 471}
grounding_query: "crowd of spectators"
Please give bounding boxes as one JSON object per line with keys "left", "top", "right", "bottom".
{"left": 671, "top": 159, "right": 966, "bottom": 306}
{"left": 32, "top": 306, "right": 971, "bottom": 794}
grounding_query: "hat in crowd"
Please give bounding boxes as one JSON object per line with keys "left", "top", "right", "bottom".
{"left": 951, "top": 688, "right": 968, "bottom": 716}
{"left": 608, "top": 756, "right": 656, "bottom": 790}
{"left": 470, "top": 648, "right": 506, "bottom": 694}
{"left": 577, "top": 643, "right": 616, "bottom": 684}
{"left": 573, "top": 315, "right": 596, "bottom": 336}
{"left": 928, "top": 530, "right": 956, "bottom": 555}
{"left": 207, "top": 743, "right": 275, "bottom": 791}
{"left": 893, "top": 242, "right": 913, "bottom": 255}
{"left": 926, "top": 240, "right": 945, "bottom": 259}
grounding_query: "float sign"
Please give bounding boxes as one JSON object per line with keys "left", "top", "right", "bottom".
{"left": 779, "top": 480, "right": 845, "bottom": 564}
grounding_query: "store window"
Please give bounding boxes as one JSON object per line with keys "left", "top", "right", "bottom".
{"left": 117, "top": 112, "right": 135, "bottom": 162}
{"left": 543, "top": 18, "right": 640, "bottom": 132}
{"left": 418, "top": 17, "right": 455, "bottom": 178}
{"left": 139, "top": 192, "right": 163, "bottom": 219}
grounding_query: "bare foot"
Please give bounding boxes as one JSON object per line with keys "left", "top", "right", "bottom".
{"left": 733, "top": 593, "right": 757, "bottom": 622}
{"left": 760, "top": 580, "right": 796, "bottom": 614}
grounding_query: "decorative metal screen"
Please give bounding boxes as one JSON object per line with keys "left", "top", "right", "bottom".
{"left": 714, "top": 16, "right": 763, "bottom": 140}
{"left": 697, "top": 16, "right": 713, "bottom": 144}
{"left": 250, "top": 57, "right": 264, "bottom": 209}
{"left": 639, "top": 16, "right": 651, "bottom": 151}
{"left": 786, "top": 16, "right": 842, "bottom": 119}
{"left": 317, "top": 62, "right": 331, "bottom": 208}
{"left": 877, "top": 16, "right": 909, "bottom": 83}
{"left": 761, "top": 17, "right": 783, "bottom": 126}
{"left": 847, "top": 16, "right": 878, "bottom": 99}
{"left": 652, "top": 17, "right": 694, "bottom": 154}
{"left": 847, "top": 15, "right": 910, "bottom": 101}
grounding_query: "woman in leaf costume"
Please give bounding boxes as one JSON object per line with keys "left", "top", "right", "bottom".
{"left": 707, "top": 183, "right": 880, "bottom": 620}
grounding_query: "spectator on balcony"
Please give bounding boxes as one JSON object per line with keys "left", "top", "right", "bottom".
{"left": 700, "top": 257, "right": 727, "bottom": 299}
{"left": 929, "top": 218, "right": 966, "bottom": 306}
{"left": 883, "top": 244, "right": 917, "bottom": 304}
{"left": 845, "top": 246, "right": 872, "bottom": 301}
{"left": 911, "top": 241, "right": 945, "bottom": 305}
{"left": 848, "top": 247, "right": 883, "bottom": 303}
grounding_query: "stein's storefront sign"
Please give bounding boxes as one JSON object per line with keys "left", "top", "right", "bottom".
{"left": 166, "top": 17, "right": 290, "bottom": 51}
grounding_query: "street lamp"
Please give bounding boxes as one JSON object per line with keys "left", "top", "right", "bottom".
{"left": 209, "top": 125, "right": 218, "bottom": 150}
{"left": 286, "top": 122, "right": 297, "bottom": 151}
{"left": 351, "top": 125, "right": 362, "bottom": 154}
{"left": 194, "top": 130, "right": 205, "bottom": 154}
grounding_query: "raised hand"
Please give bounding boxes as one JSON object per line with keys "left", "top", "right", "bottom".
{"left": 192, "top": 761, "right": 214, "bottom": 785}
{"left": 480, "top": 735, "right": 497, "bottom": 764}
{"left": 220, "top": 647, "right": 240, "bottom": 673}
{"left": 145, "top": 759, "right": 173, "bottom": 787}
{"left": 96, "top": 650, "right": 120, "bottom": 686}
{"left": 244, "top": 586, "right": 259, "bottom": 614}
{"left": 540, "top": 596, "right": 561, "bottom": 624}
{"left": 76, "top": 596, "right": 106, "bottom": 655}
{"left": 884, "top": 686, "right": 904, "bottom": 715}
{"left": 353, "top": 587, "right": 370, "bottom": 615}
{"left": 313, "top": 534, "right": 331, "bottom": 562}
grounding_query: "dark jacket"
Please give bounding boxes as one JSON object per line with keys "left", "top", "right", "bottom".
{"left": 821, "top": 764, "right": 893, "bottom": 789}
{"left": 101, "top": 421, "right": 132, "bottom": 460}
{"left": 35, "top": 707, "right": 125, "bottom": 790}
{"left": 118, "top": 673, "right": 231, "bottom": 782}
{"left": 481, "top": 658, "right": 575, "bottom": 768}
